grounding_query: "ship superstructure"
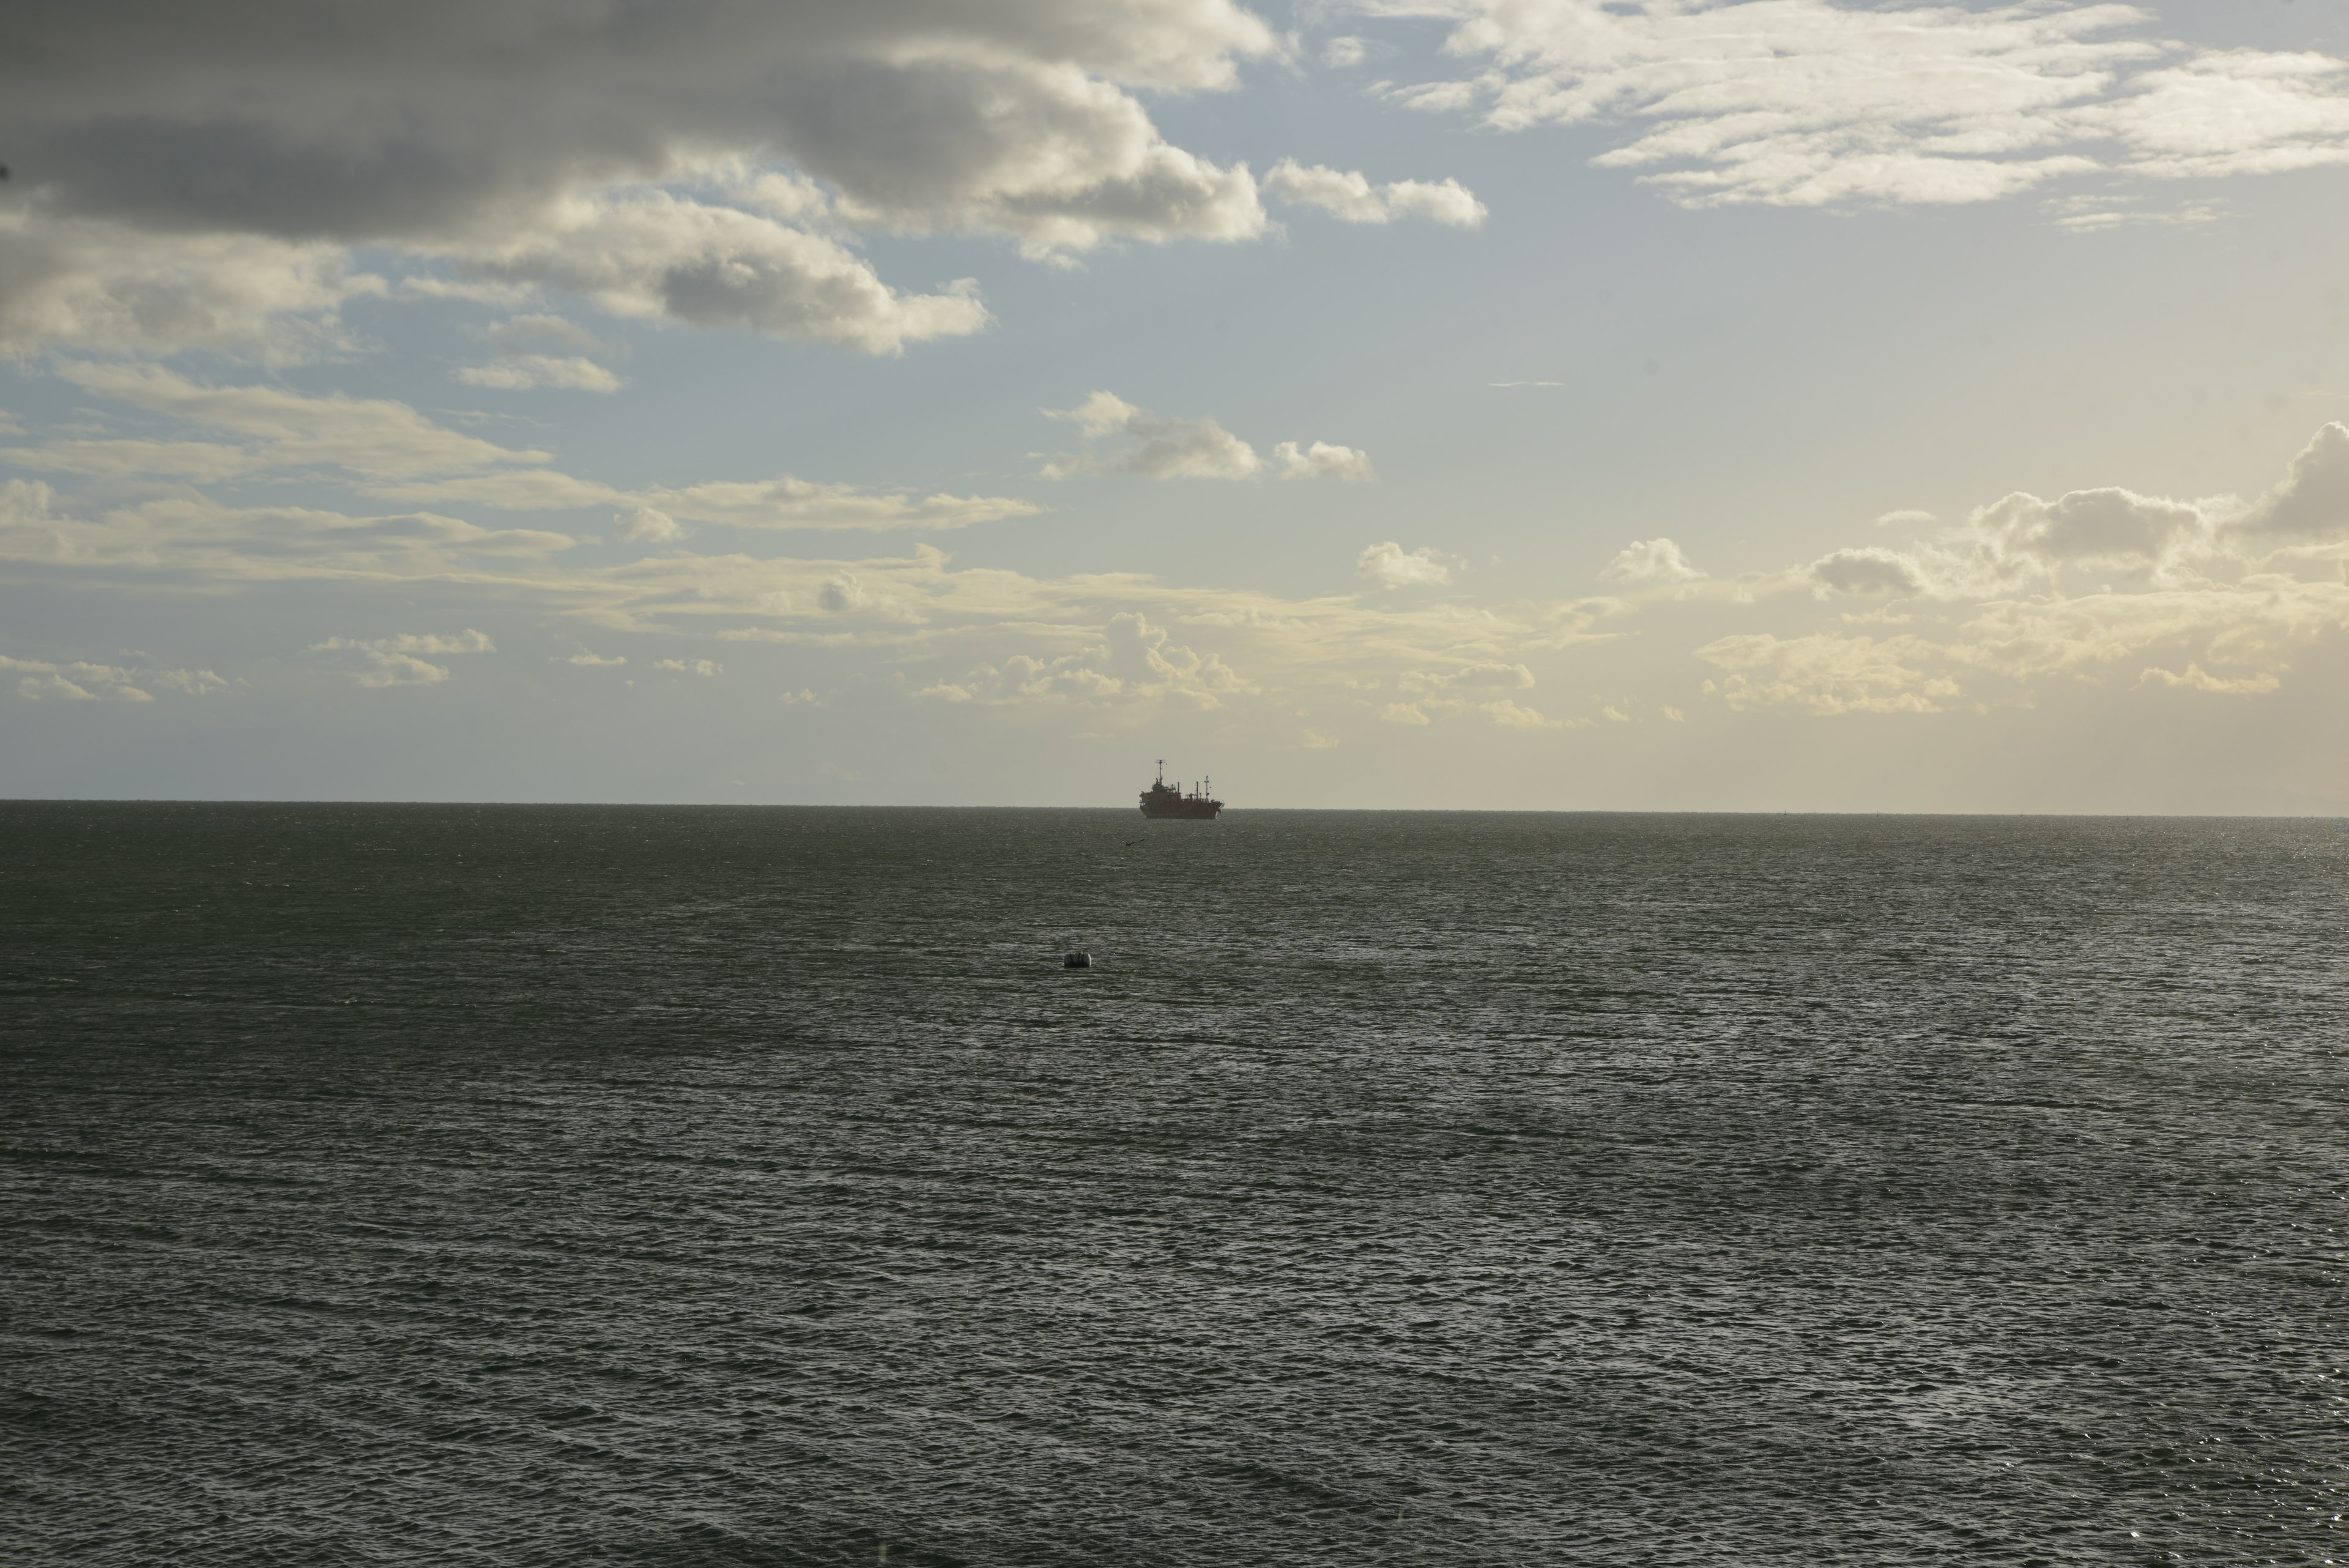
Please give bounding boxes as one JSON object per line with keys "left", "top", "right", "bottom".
{"left": 1139, "top": 759, "right": 1222, "bottom": 819}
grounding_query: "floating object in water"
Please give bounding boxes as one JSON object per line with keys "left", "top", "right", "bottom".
{"left": 1063, "top": 951, "right": 1091, "bottom": 968}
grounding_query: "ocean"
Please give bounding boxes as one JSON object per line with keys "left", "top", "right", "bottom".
{"left": 3, "top": 803, "right": 2344, "bottom": 1566}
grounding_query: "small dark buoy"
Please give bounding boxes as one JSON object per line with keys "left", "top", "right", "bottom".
{"left": 1063, "top": 951, "right": 1091, "bottom": 968}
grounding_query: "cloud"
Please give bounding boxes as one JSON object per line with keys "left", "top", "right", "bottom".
{"left": 0, "top": 212, "right": 382, "bottom": 355}
{"left": 1357, "top": 541, "right": 1451, "bottom": 587}
{"left": 1, "top": 652, "right": 228, "bottom": 702}
{"left": 1811, "top": 548, "right": 1927, "bottom": 596}
{"left": 310, "top": 629, "right": 495, "bottom": 687}
{"left": 921, "top": 612, "right": 1250, "bottom": 709}
{"left": 1043, "top": 391, "right": 1260, "bottom": 480}
{"left": 1324, "top": 37, "right": 1372, "bottom": 70}
{"left": 1479, "top": 698, "right": 1562, "bottom": 730}
{"left": 1973, "top": 487, "right": 2207, "bottom": 567}
{"left": 1600, "top": 538, "right": 1704, "bottom": 584}
{"left": 1263, "top": 160, "right": 1487, "bottom": 227}
{"left": 615, "top": 507, "right": 685, "bottom": 544}
{"left": 2234, "top": 422, "right": 2349, "bottom": 542}
{"left": 643, "top": 477, "right": 1037, "bottom": 532}
{"left": 0, "top": 0, "right": 1292, "bottom": 352}
{"left": 1669, "top": 423, "right": 2349, "bottom": 716}
{"left": 1390, "top": 1, "right": 2349, "bottom": 211}
{"left": 559, "top": 652, "right": 626, "bottom": 667}
{"left": 462, "top": 193, "right": 991, "bottom": 354}
{"left": 456, "top": 355, "right": 623, "bottom": 393}
{"left": 1698, "top": 631, "right": 1964, "bottom": 715}
{"left": 13, "top": 365, "right": 1039, "bottom": 539}
{"left": 1, "top": 439, "right": 259, "bottom": 481}
{"left": 653, "top": 658, "right": 721, "bottom": 677}
{"left": 2140, "top": 663, "right": 2282, "bottom": 696}
{"left": 1403, "top": 661, "right": 1535, "bottom": 693}
{"left": 1275, "top": 440, "right": 1376, "bottom": 482}
{"left": 59, "top": 363, "right": 547, "bottom": 481}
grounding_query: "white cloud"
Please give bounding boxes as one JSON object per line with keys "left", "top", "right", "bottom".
{"left": 59, "top": 363, "right": 546, "bottom": 481}
{"left": 1263, "top": 160, "right": 1487, "bottom": 227}
{"left": 1324, "top": 37, "right": 1372, "bottom": 69}
{"left": 0, "top": 213, "right": 383, "bottom": 356}
{"left": 1275, "top": 440, "right": 1376, "bottom": 482}
{"left": 1679, "top": 423, "right": 2349, "bottom": 715}
{"left": 1357, "top": 541, "right": 1451, "bottom": 587}
{"left": 463, "top": 193, "right": 992, "bottom": 354}
{"left": 644, "top": 477, "right": 1037, "bottom": 532}
{"left": 1, "top": 439, "right": 259, "bottom": 481}
{"left": 1480, "top": 698, "right": 1562, "bottom": 730}
{"left": 2235, "top": 421, "right": 2349, "bottom": 542}
{"left": 310, "top": 629, "right": 495, "bottom": 687}
{"left": 922, "top": 612, "right": 1250, "bottom": 710}
{"left": 1044, "top": 391, "right": 1261, "bottom": 480}
{"left": 1600, "top": 537, "right": 1704, "bottom": 584}
{"left": 18, "top": 366, "right": 1039, "bottom": 539}
{"left": 653, "top": 658, "right": 722, "bottom": 677}
{"left": 1392, "top": 0, "right": 2349, "bottom": 211}
{"left": 1698, "top": 631, "right": 1964, "bottom": 715}
{"left": 615, "top": 507, "right": 685, "bottom": 544}
{"left": 457, "top": 355, "right": 623, "bottom": 393}
{"left": 1, "top": 652, "right": 228, "bottom": 702}
{"left": 1403, "top": 661, "right": 1535, "bottom": 693}
{"left": 560, "top": 652, "right": 627, "bottom": 667}
{"left": 2140, "top": 663, "right": 2281, "bottom": 696}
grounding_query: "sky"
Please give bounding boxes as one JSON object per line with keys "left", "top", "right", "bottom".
{"left": 4, "top": 0, "right": 2349, "bottom": 811}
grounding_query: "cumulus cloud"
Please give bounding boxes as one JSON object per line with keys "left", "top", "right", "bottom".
{"left": 1390, "top": 0, "right": 2349, "bottom": 212}
{"left": 560, "top": 652, "right": 626, "bottom": 667}
{"left": 1043, "top": 390, "right": 1261, "bottom": 480}
{"left": 1263, "top": 160, "right": 1487, "bottom": 227}
{"left": 653, "top": 658, "right": 721, "bottom": 677}
{"left": 615, "top": 507, "right": 685, "bottom": 544}
{"left": 1357, "top": 541, "right": 1451, "bottom": 587}
{"left": 1811, "top": 548, "right": 1927, "bottom": 596}
{"left": 1682, "top": 423, "right": 2349, "bottom": 715}
{"left": 0, "top": 0, "right": 1297, "bottom": 352}
{"left": 1039, "top": 392, "right": 1372, "bottom": 483}
{"left": 463, "top": 193, "right": 991, "bottom": 354}
{"left": 1275, "top": 440, "right": 1376, "bottom": 482}
{"left": 2234, "top": 421, "right": 2349, "bottom": 542}
{"left": 310, "top": 628, "right": 495, "bottom": 687}
{"left": 1600, "top": 538, "right": 1704, "bottom": 584}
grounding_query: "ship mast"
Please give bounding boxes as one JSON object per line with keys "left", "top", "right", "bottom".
{"left": 1155, "top": 757, "right": 1167, "bottom": 787}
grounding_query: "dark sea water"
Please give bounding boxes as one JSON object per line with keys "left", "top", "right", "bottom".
{"left": 4, "top": 804, "right": 2346, "bottom": 1567}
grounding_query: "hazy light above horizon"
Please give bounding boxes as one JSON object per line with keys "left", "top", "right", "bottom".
{"left": 4, "top": 0, "right": 2349, "bottom": 811}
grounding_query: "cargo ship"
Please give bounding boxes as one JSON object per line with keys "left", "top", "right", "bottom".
{"left": 1140, "top": 759, "right": 1222, "bottom": 819}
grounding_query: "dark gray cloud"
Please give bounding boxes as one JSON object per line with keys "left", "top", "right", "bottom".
{"left": 1, "top": 0, "right": 1272, "bottom": 244}
{"left": 0, "top": 0, "right": 1280, "bottom": 351}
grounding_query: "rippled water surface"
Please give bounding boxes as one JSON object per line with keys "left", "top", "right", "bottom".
{"left": 4, "top": 803, "right": 2347, "bottom": 1566}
